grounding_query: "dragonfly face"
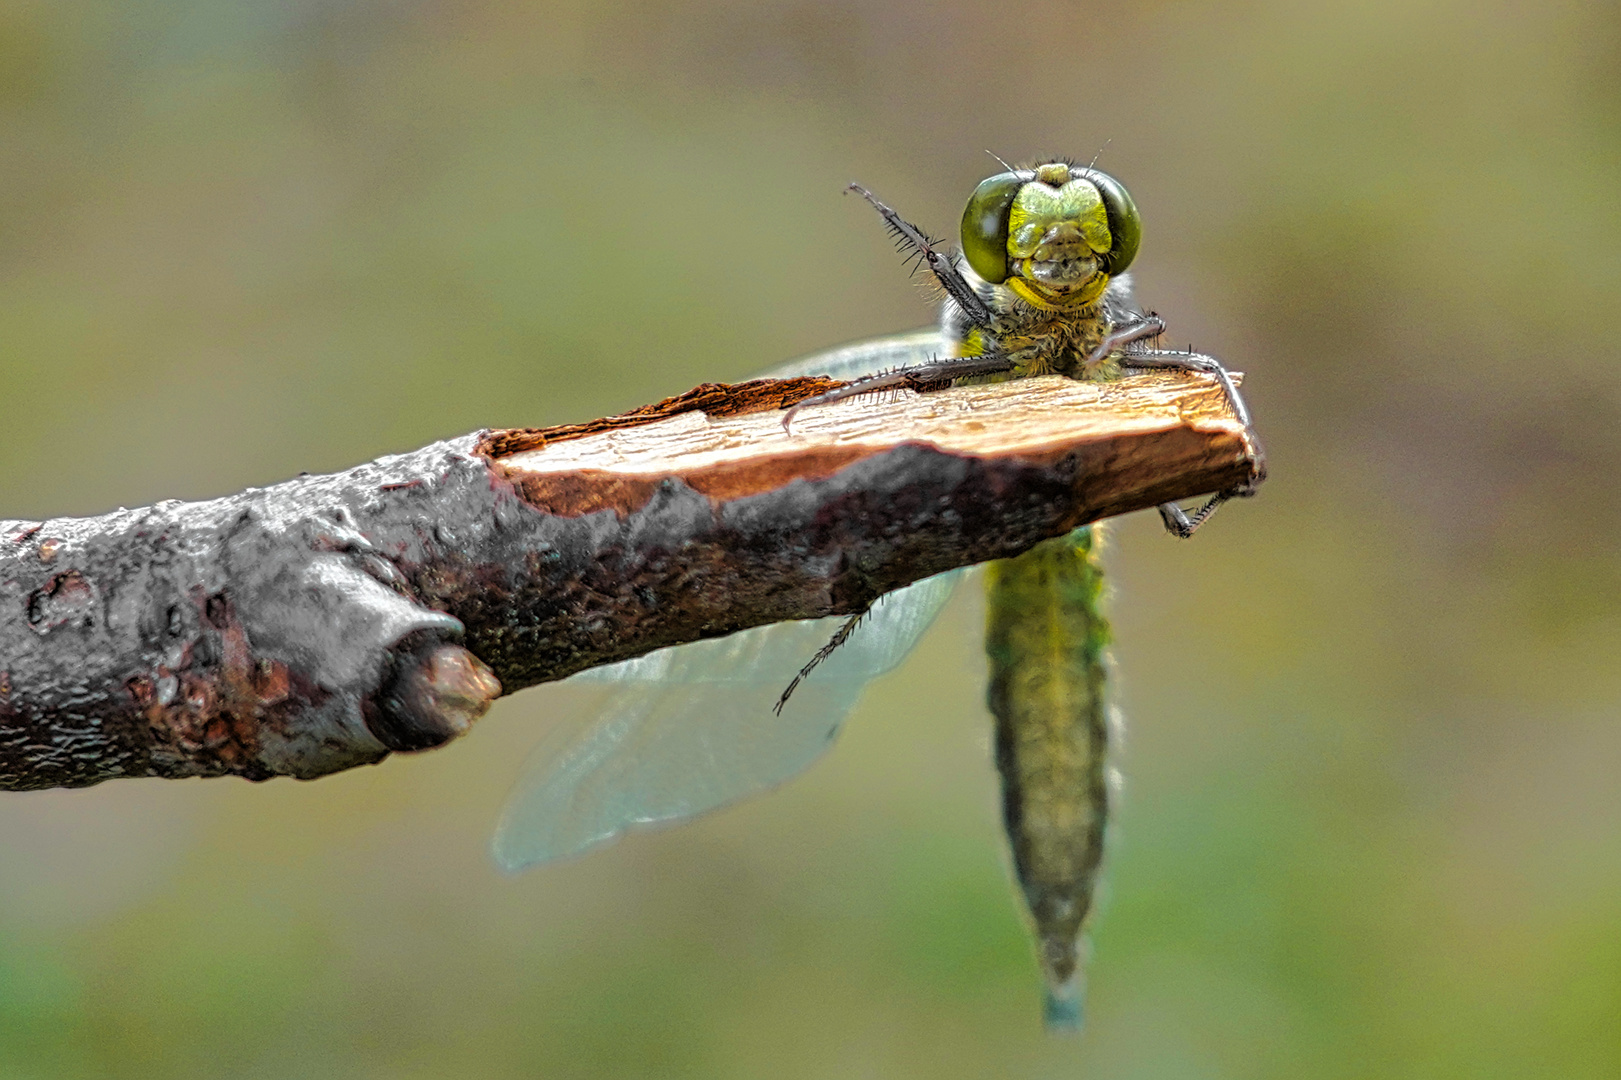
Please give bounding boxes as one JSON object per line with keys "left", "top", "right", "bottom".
{"left": 960, "top": 161, "right": 1140, "bottom": 309}
{"left": 498, "top": 161, "right": 1256, "bottom": 1032}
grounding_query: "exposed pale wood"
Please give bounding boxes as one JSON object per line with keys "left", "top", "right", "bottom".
{"left": 506, "top": 371, "right": 1248, "bottom": 476}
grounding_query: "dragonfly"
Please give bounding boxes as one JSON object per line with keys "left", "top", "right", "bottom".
{"left": 494, "top": 160, "right": 1262, "bottom": 1029}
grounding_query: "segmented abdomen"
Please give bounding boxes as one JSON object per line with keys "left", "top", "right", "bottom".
{"left": 983, "top": 525, "right": 1111, "bottom": 1028}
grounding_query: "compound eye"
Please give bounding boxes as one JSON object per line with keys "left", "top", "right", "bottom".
{"left": 960, "top": 170, "right": 1032, "bottom": 284}
{"left": 1074, "top": 168, "right": 1142, "bottom": 276}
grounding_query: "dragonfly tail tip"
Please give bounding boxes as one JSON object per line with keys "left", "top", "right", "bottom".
{"left": 1042, "top": 980, "right": 1085, "bottom": 1033}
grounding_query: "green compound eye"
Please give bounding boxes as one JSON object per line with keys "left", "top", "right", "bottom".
{"left": 960, "top": 170, "right": 1032, "bottom": 284}
{"left": 1073, "top": 167, "right": 1141, "bottom": 276}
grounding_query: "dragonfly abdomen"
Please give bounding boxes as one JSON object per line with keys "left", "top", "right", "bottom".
{"left": 984, "top": 526, "right": 1112, "bottom": 1029}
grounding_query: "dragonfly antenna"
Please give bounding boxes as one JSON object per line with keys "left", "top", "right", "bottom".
{"left": 1081, "top": 141, "right": 1112, "bottom": 177}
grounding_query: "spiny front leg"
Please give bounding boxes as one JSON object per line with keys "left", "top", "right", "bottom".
{"left": 1081, "top": 314, "right": 1166, "bottom": 376}
{"left": 779, "top": 350, "right": 1016, "bottom": 431}
{"left": 846, "top": 183, "right": 997, "bottom": 333}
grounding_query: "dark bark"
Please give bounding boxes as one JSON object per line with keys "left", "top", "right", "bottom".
{"left": 0, "top": 370, "right": 1260, "bottom": 791}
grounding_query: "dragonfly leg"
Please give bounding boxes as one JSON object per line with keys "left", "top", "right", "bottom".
{"left": 780, "top": 352, "right": 1016, "bottom": 431}
{"left": 1081, "top": 314, "right": 1167, "bottom": 375}
{"left": 773, "top": 607, "right": 869, "bottom": 714}
{"left": 847, "top": 183, "right": 997, "bottom": 333}
{"left": 1156, "top": 494, "right": 1233, "bottom": 539}
{"left": 1121, "top": 346, "right": 1268, "bottom": 538}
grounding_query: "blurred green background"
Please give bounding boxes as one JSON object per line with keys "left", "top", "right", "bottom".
{"left": 2, "top": 1, "right": 1619, "bottom": 1076}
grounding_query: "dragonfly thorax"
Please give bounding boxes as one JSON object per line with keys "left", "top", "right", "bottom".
{"left": 948, "top": 258, "right": 1131, "bottom": 381}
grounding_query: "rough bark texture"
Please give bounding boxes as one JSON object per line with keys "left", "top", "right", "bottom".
{"left": 0, "top": 370, "right": 1259, "bottom": 791}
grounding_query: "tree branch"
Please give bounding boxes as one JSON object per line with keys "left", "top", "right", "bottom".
{"left": 0, "top": 370, "right": 1259, "bottom": 791}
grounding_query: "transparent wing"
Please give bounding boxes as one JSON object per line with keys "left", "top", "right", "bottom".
{"left": 493, "top": 570, "right": 962, "bottom": 869}
{"left": 765, "top": 327, "right": 943, "bottom": 381}
{"left": 492, "top": 329, "right": 957, "bottom": 871}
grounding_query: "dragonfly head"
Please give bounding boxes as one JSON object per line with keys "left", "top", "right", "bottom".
{"left": 960, "top": 162, "right": 1142, "bottom": 309}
